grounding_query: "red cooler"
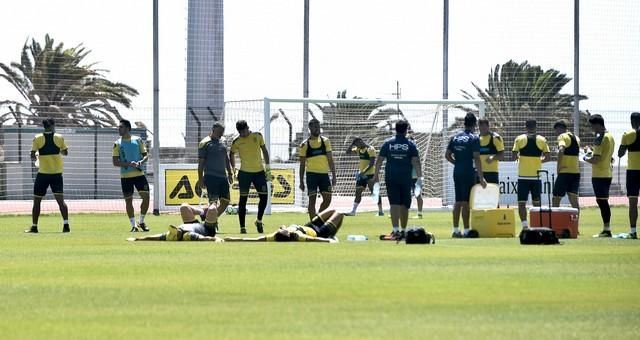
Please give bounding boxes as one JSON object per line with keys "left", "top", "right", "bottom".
{"left": 529, "top": 207, "right": 579, "bottom": 239}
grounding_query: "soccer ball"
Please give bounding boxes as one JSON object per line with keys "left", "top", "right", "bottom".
{"left": 225, "top": 205, "right": 238, "bottom": 215}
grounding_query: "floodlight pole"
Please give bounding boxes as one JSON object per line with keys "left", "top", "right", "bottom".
{"left": 442, "top": 0, "right": 450, "bottom": 206}
{"left": 573, "top": 0, "right": 580, "bottom": 136}
{"left": 152, "top": 0, "right": 160, "bottom": 216}
{"left": 303, "top": 0, "right": 310, "bottom": 140}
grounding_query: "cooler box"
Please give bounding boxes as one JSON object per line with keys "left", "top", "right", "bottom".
{"left": 529, "top": 207, "right": 579, "bottom": 239}
{"left": 469, "top": 184, "right": 516, "bottom": 238}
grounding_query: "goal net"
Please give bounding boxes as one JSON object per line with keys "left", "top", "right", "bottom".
{"left": 222, "top": 98, "right": 485, "bottom": 212}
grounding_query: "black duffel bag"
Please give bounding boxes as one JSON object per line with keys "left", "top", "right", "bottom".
{"left": 519, "top": 227, "right": 559, "bottom": 245}
{"left": 405, "top": 227, "right": 436, "bottom": 244}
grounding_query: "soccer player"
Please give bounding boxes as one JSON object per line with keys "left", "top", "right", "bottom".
{"left": 411, "top": 165, "right": 423, "bottom": 219}
{"left": 445, "top": 113, "right": 487, "bottom": 238}
{"left": 298, "top": 119, "right": 337, "bottom": 220}
{"left": 112, "top": 119, "right": 150, "bottom": 232}
{"left": 345, "top": 137, "right": 383, "bottom": 216}
{"left": 224, "top": 209, "right": 343, "bottom": 243}
{"left": 128, "top": 202, "right": 221, "bottom": 242}
{"left": 584, "top": 114, "right": 615, "bottom": 237}
{"left": 512, "top": 119, "right": 551, "bottom": 230}
{"left": 617, "top": 111, "right": 640, "bottom": 239}
{"left": 478, "top": 118, "right": 504, "bottom": 184}
{"left": 198, "top": 122, "right": 234, "bottom": 222}
{"left": 373, "top": 120, "right": 421, "bottom": 239}
{"left": 552, "top": 119, "right": 581, "bottom": 211}
{"left": 229, "top": 120, "right": 270, "bottom": 234}
{"left": 25, "top": 118, "right": 70, "bottom": 233}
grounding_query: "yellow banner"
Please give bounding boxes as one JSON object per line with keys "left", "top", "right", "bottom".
{"left": 164, "top": 168, "right": 295, "bottom": 206}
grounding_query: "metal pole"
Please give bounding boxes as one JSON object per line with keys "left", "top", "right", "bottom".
{"left": 302, "top": 0, "right": 310, "bottom": 139}
{"left": 442, "top": 0, "right": 450, "bottom": 206}
{"left": 152, "top": 0, "right": 161, "bottom": 215}
{"left": 264, "top": 98, "right": 272, "bottom": 215}
{"left": 573, "top": 0, "right": 580, "bottom": 136}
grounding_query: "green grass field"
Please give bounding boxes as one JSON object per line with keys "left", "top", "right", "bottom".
{"left": 1, "top": 207, "right": 639, "bottom": 339}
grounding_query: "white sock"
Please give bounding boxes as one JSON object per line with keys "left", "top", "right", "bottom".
{"left": 453, "top": 227, "right": 460, "bottom": 233}
{"left": 256, "top": 219, "right": 262, "bottom": 223}
{"left": 139, "top": 214, "right": 145, "bottom": 224}
{"left": 631, "top": 227, "right": 637, "bottom": 234}
{"left": 392, "top": 226, "right": 399, "bottom": 233}
{"left": 521, "top": 221, "right": 529, "bottom": 228}
{"left": 352, "top": 202, "right": 359, "bottom": 213}
{"left": 603, "top": 224, "right": 611, "bottom": 231}
{"left": 463, "top": 228, "right": 470, "bottom": 235}
{"left": 63, "top": 220, "right": 69, "bottom": 225}
{"left": 32, "top": 223, "right": 37, "bottom": 228}
{"left": 129, "top": 217, "right": 136, "bottom": 228}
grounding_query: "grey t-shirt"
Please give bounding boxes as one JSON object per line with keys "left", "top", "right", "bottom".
{"left": 198, "top": 136, "right": 227, "bottom": 178}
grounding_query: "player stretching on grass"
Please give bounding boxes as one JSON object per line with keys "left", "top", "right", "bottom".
{"left": 299, "top": 119, "right": 337, "bottom": 220}
{"left": 25, "top": 118, "right": 70, "bottom": 233}
{"left": 113, "top": 119, "right": 150, "bottom": 232}
{"left": 224, "top": 209, "right": 343, "bottom": 243}
{"left": 127, "top": 203, "right": 222, "bottom": 242}
{"left": 584, "top": 114, "right": 615, "bottom": 237}
{"left": 229, "top": 120, "right": 270, "bottom": 234}
{"left": 198, "top": 122, "right": 234, "bottom": 223}
{"left": 374, "top": 120, "right": 422, "bottom": 240}
{"left": 345, "top": 137, "right": 383, "bottom": 216}
{"left": 617, "top": 111, "right": 640, "bottom": 239}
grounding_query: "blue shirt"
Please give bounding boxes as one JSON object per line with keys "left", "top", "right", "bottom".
{"left": 379, "top": 135, "right": 419, "bottom": 181}
{"left": 447, "top": 129, "right": 480, "bottom": 175}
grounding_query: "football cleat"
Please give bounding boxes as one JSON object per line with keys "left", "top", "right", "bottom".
{"left": 255, "top": 221, "right": 264, "bottom": 234}
{"left": 62, "top": 224, "right": 70, "bottom": 233}
{"left": 343, "top": 212, "right": 356, "bottom": 216}
{"left": 240, "top": 227, "right": 247, "bottom": 234}
{"left": 24, "top": 227, "right": 38, "bottom": 233}
{"left": 137, "top": 223, "right": 150, "bottom": 232}
{"left": 451, "top": 231, "right": 463, "bottom": 238}
{"left": 593, "top": 230, "right": 612, "bottom": 238}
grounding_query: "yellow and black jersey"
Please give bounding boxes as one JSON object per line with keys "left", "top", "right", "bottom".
{"left": 621, "top": 129, "right": 640, "bottom": 170}
{"left": 557, "top": 132, "right": 581, "bottom": 174}
{"left": 479, "top": 132, "right": 504, "bottom": 173}
{"left": 32, "top": 132, "right": 67, "bottom": 174}
{"left": 352, "top": 146, "right": 376, "bottom": 175}
{"left": 266, "top": 225, "right": 318, "bottom": 241}
{"left": 512, "top": 134, "right": 550, "bottom": 178}
{"left": 230, "top": 132, "right": 265, "bottom": 173}
{"left": 299, "top": 136, "right": 332, "bottom": 174}
{"left": 592, "top": 131, "right": 614, "bottom": 178}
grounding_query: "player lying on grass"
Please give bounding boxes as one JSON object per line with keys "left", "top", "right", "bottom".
{"left": 127, "top": 203, "right": 222, "bottom": 242}
{"left": 224, "top": 209, "right": 344, "bottom": 243}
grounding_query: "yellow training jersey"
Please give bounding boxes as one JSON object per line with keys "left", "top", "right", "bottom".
{"left": 556, "top": 132, "right": 581, "bottom": 174}
{"left": 266, "top": 225, "right": 317, "bottom": 241}
{"left": 299, "top": 136, "right": 332, "bottom": 174}
{"left": 592, "top": 131, "right": 614, "bottom": 178}
{"left": 479, "top": 132, "right": 504, "bottom": 173}
{"left": 32, "top": 132, "right": 67, "bottom": 174}
{"left": 621, "top": 129, "right": 640, "bottom": 170}
{"left": 112, "top": 136, "right": 147, "bottom": 178}
{"left": 512, "top": 134, "right": 550, "bottom": 178}
{"left": 230, "top": 132, "right": 265, "bottom": 173}
{"left": 353, "top": 146, "right": 376, "bottom": 175}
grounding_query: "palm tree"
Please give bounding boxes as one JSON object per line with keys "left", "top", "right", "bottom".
{"left": 0, "top": 34, "right": 138, "bottom": 127}
{"left": 459, "top": 60, "right": 592, "bottom": 159}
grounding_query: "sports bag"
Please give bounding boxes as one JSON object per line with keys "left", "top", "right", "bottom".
{"left": 405, "top": 227, "right": 435, "bottom": 244}
{"left": 519, "top": 227, "right": 559, "bottom": 245}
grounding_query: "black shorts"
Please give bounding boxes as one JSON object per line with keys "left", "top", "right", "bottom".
{"left": 454, "top": 172, "right": 475, "bottom": 202}
{"left": 483, "top": 172, "right": 499, "bottom": 184}
{"left": 238, "top": 170, "right": 268, "bottom": 195}
{"left": 517, "top": 179, "right": 542, "bottom": 202}
{"left": 306, "top": 172, "right": 331, "bottom": 195}
{"left": 204, "top": 175, "right": 230, "bottom": 202}
{"left": 386, "top": 179, "right": 412, "bottom": 209}
{"left": 34, "top": 173, "right": 64, "bottom": 197}
{"left": 305, "top": 221, "right": 337, "bottom": 238}
{"left": 356, "top": 174, "right": 374, "bottom": 188}
{"left": 627, "top": 170, "right": 640, "bottom": 197}
{"left": 592, "top": 177, "right": 612, "bottom": 199}
{"left": 120, "top": 175, "right": 149, "bottom": 198}
{"left": 553, "top": 173, "right": 580, "bottom": 197}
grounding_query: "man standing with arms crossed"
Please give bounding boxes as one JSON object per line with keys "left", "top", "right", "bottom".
{"left": 552, "top": 119, "right": 581, "bottom": 211}
{"left": 374, "top": 120, "right": 421, "bottom": 239}
{"left": 478, "top": 118, "right": 504, "bottom": 184}
{"left": 617, "top": 111, "right": 640, "bottom": 239}
{"left": 512, "top": 119, "right": 551, "bottom": 230}
{"left": 198, "top": 122, "right": 234, "bottom": 230}
{"left": 299, "top": 119, "right": 337, "bottom": 220}
{"left": 229, "top": 120, "right": 270, "bottom": 234}
{"left": 345, "top": 137, "right": 384, "bottom": 216}
{"left": 445, "top": 113, "right": 487, "bottom": 238}
{"left": 26, "top": 118, "right": 70, "bottom": 233}
{"left": 584, "top": 114, "right": 615, "bottom": 237}
{"left": 113, "top": 119, "right": 150, "bottom": 232}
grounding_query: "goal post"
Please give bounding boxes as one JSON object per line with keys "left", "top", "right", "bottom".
{"left": 261, "top": 97, "right": 486, "bottom": 212}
